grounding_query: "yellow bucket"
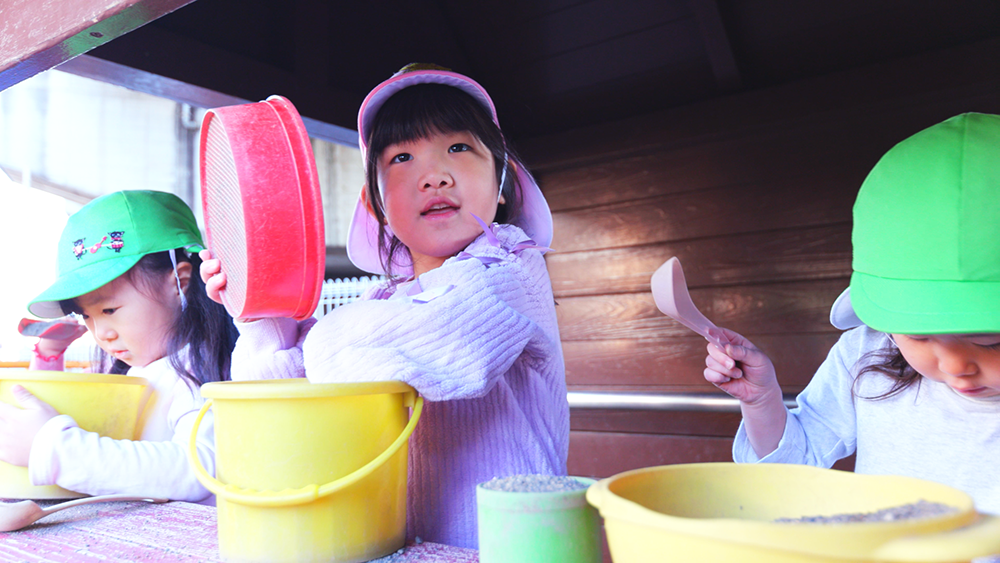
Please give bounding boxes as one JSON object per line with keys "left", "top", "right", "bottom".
{"left": 0, "top": 370, "right": 152, "bottom": 499}
{"left": 586, "top": 463, "right": 1000, "bottom": 563}
{"left": 188, "top": 379, "right": 423, "bottom": 563}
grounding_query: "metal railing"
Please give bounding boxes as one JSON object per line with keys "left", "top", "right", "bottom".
{"left": 567, "top": 391, "right": 797, "bottom": 413}
{"left": 313, "top": 276, "right": 384, "bottom": 318}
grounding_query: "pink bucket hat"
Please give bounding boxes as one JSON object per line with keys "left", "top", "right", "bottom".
{"left": 347, "top": 65, "right": 553, "bottom": 275}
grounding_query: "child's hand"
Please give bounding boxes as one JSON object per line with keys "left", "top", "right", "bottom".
{"left": 0, "top": 385, "right": 59, "bottom": 467}
{"left": 199, "top": 249, "right": 227, "bottom": 305}
{"left": 704, "top": 327, "right": 780, "bottom": 406}
{"left": 199, "top": 249, "right": 258, "bottom": 322}
{"left": 19, "top": 316, "right": 88, "bottom": 358}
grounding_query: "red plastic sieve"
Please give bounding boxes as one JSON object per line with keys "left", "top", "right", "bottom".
{"left": 200, "top": 95, "right": 325, "bottom": 321}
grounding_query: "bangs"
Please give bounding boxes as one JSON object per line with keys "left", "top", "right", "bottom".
{"left": 367, "top": 84, "right": 501, "bottom": 159}
{"left": 361, "top": 81, "right": 525, "bottom": 276}
{"left": 59, "top": 298, "right": 84, "bottom": 316}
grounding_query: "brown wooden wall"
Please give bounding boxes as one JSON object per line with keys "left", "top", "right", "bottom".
{"left": 518, "top": 37, "right": 1000, "bottom": 479}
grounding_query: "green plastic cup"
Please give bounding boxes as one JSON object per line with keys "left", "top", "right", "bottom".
{"left": 476, "top": 476, "right": 602, "bottom": 563}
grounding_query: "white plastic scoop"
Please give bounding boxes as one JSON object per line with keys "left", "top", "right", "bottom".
{"left": 650, "top": 257, "right": 725, "bottom": 349}
{"left": 0, "top": 494, "right": 168, "bottom": 532}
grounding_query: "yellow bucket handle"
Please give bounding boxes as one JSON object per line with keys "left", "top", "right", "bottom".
{"left": 187, "top": 391, "right": 424, "bottom": 508}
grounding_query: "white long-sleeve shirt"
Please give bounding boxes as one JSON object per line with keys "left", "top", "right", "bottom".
{"left": 734, "top": 325, "right": 1000, "bottom": 514}
{"left": 28, "top": 354, "right": 216, "bottom": 504}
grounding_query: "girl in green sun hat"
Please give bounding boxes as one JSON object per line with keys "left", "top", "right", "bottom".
{"left": 0, "top": 190, "right": 237, "bottom": 504}
{"left": 703, "top": 113, "right": 1000, "bottom": 515}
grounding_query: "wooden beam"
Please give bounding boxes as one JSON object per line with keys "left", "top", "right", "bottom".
{"left": 687, "top": 0, "right": 742, "bottom": 91}
{"left": 0, "top": 166, "right": 95, "bottom": 205}
{"left": 87, "top": 23, "right": 362, "bottom": 138}
{"left": 0, "top": 0, "right": 196, "bottom": 92}
{"left": 57, "top": 55, "right": 245, "bottom": 110}
{"left": 56, "top": 55, "right": 359, "bottom": 147}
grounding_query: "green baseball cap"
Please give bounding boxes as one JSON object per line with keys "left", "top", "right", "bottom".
{"left": 849, "top": 112, "right": 1000, "bottom": 334}
{"left": 29, "top": 190, "right": 205, "bottom": 318}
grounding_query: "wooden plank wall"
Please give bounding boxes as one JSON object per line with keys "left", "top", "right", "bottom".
{"left": 518, "top": 37, "right": 1000, "bottom": 479}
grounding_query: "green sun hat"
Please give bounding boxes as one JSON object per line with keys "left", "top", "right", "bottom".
{"left": 849, "top": 112, "right": 1000, "bottom": 334}
{"left": 28, "top": 190, "right": 205, "bottom": 318}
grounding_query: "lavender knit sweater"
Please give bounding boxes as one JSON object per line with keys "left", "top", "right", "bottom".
{"left": 230, "top": 224, "right": 569, "bottom": 548}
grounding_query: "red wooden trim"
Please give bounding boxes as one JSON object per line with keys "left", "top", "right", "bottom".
{"left": 0, "top": 0, "right": 196, "bottom": 92}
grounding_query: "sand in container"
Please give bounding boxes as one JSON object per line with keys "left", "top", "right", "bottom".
{"left": 477, "top": 474, "right": 601, "bottom": 563}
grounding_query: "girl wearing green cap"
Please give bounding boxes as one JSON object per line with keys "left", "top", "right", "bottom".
{"left": 0, "top": 190, "right": 238, "bottom": 503}
{"left": 704, "top": 113, "right": 1000, "bottom": 515}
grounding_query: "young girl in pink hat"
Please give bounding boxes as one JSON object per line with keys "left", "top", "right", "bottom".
{"left": 201, "top": 64, "right": 569, "bottom": 548}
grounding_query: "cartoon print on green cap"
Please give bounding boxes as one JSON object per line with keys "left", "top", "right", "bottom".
{"left": 849, "top": 112, "right": 1000, "bottom": 335}
{"left": 71, "top": 231, "right": 126, "bottom": 258}
{"left": 72, "top": 231, "right": 125, "bottom": 260}
{"left": 109, "top": 231, "right": 125, "bottom": 253}
{"left": 72, "top": 238, "right": 86, "bottom": 260}
{"left": 28, "top": 190, "right": 204, "bottom": 319}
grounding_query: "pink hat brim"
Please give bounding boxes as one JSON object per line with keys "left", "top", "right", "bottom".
{"left": 358, "top": 70, "right": 496, "bottom": 161}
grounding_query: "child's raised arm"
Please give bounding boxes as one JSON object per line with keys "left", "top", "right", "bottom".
{"left": 704, "top": 327, "right": 787, "bottom": 458}
{"left": 199, "top": 249, "right": 314, "bottom": 380}
{"left": 21, "top": 317, "right": 88, "bottom": 371}
{"left": 303, "top": 232, "right": 552, "bottom": 401}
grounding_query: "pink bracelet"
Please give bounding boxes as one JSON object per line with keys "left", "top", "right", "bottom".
{"left": 33, "top": 343, "right": 64, "bottom": 362}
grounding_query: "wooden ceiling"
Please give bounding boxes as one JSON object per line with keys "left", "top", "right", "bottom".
{"left": 25, "top": 0, "right": 1000, "bottom": 144}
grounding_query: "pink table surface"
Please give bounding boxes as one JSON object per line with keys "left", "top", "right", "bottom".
{"left": 0, "top": 499, "right": 478, "bottom": 563}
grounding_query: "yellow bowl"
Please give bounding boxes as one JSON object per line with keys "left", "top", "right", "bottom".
{"left": 586, "top": 462, "right": 1000, "bottom": 563}
{"left": 0, "top": 370, "right": 151, "bottom": 499}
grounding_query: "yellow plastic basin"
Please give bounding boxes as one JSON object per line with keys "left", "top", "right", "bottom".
{"left": 189, "top": 379, "right": 423, "bottom": 563}
{"left": 586, "top": 463, "right": 1000, "bottom": 563}
{"left": 0, "top": 370, "right": 152, "bottom": 499}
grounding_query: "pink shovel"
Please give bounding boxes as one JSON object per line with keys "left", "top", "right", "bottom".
{"left": 650, "top": 257, "right": 725, "bottom": 349}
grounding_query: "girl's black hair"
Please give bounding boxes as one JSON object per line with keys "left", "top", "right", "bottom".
{"left": 60, "top": 249, "right": 238, "bottom": 388}
{"left": 364, "top": 83, "right": 525, "bottom": 276}
{"left": 853, "top": 339, "right": 920, "bottom": 399}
